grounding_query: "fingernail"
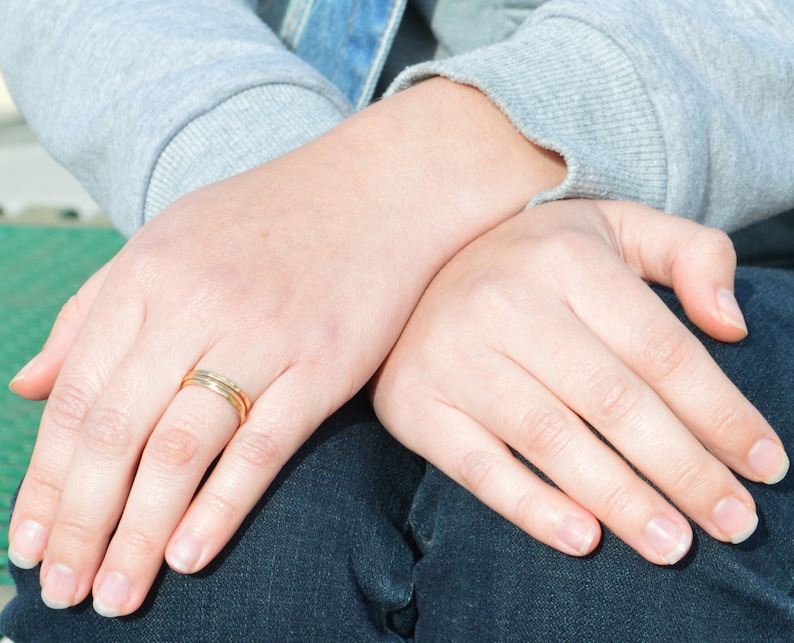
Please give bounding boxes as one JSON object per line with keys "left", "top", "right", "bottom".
{"left": 556, "top": 515, "right": 597, "bottom": 556}
{"left": 645, "top": 516, "right": 692, "bottom": 564}
{"left": 749, "top": 438, "right": 790, "bottom": 484}
{"left": 712, "top": 496, "right": 758, "bottom": 544}
{"left": 8, "top": 353, "right": 41, "bottom": 393}
{"left": 8, "top": 520, "right": 48, "bottom": 569}
{"left": 716, "top": 288, "right": 748, "bottom": 334}
{"left": 41, "top": 563, "right": 79, "bottom": 609}
{"left": 167, "top": 533, "right": 203, "bottom": 573}
{"left": 93, "top": 571, "right": 131, "bottom": 618}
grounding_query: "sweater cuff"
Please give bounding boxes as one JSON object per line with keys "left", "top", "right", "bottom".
{"left": 144, "top": 84, "right": 350, "bottom": 222}
{"left": 386, "top": 15, "right": 668, "bottom": 213}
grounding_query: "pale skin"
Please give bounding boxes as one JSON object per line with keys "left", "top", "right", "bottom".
{"left": 373, "top": 198, "right": 787, "bottom": 563}
{"left": 6, "top": 78, "right": 788, "bottom": 617}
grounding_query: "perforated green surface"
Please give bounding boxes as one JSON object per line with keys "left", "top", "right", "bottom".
{"left": 0, "top": 225, "right": 124, "bottom": 584}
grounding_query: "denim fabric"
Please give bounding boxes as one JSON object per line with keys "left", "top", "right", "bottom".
{"left": 281, "top": 0, "right": 407, "bottom": 109}
{"left": 0, "top": 398, "right": 425, "bottom": 642}
{"left": 2, "top": 266, "right": 793, "bottom": 641}
{"left": 410, "top": 268, "right": 794, "bottom": 641}
{"left": 731, "top": 210, "right": 794, "bottom": 268}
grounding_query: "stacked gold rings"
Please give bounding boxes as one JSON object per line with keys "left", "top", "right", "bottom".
{"left": 180, "top": 370, "right": 252, "bottom": 426}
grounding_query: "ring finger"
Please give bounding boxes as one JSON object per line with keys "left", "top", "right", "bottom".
{"left": 39, "top": 344, "right": 271, "bottom": 613}
{"left": 90, "top": 353, "right": 283, "bottom": 617}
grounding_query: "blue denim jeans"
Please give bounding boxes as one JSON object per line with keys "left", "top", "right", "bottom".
{"left": 3, "top": 266, "right": 793, "bottom": 641}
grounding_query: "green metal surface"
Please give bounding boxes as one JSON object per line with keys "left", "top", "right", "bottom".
{"left": 0, "top": 225, "right": 124, "bottom": 584}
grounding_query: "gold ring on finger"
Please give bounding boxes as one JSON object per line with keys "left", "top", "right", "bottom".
{"left": 180, "top": 369, "right": 252, "bottom": 427}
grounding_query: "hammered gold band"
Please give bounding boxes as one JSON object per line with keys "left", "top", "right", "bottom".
{"left": 180, "top": 370, "right": 252, "bottom": 426}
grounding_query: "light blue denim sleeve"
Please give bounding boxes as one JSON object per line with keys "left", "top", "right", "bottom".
{"left": 0, "top": 0, "right": 353, "bottom": 236}
{"left": 389, "top": 0, "right": 794, "bottom": 232}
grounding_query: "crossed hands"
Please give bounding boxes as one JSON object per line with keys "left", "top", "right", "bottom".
{"left": 7, "top": 187, "right": 787, "bottom": 617}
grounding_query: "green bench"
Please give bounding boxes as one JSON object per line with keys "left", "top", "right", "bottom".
{"left": 0, "top": 223, "right": 123, "bottom": 585}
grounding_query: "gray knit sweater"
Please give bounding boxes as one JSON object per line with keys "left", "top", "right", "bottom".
{"left": 0, "top": 0, "right": 792, "bottom": 237}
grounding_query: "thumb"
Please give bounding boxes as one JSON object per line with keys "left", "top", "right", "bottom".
{"left": 598, "top": 200, "right": 747, "bottom": 343}
{"left": 9, "top": 260, "right": 113, "bottom": 400}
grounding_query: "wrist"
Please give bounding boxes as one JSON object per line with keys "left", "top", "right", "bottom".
{"left": 202, "top": 77, "right": 566, "bottom": 301}
{"left": 359, "top": 77, "right": 567, "bottom": 259}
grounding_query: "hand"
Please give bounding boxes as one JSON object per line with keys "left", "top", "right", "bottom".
{"left": 371, "top": 199, "right": 789, "bottom": 565}
{"left": 5, "top": 78, "right": 565, "bottom": 616}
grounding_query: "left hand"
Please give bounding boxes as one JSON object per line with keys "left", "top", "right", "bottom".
{"left": 371, "top": 199, "right": 788, "bottom": 564}
{"left": 5, "top": 78, "right": 566, "bottom": 617}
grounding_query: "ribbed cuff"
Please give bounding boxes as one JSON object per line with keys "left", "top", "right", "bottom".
{"left": 144, "top": 84, "right": 350, "bottom": 221}
{"left": 387, "top": 15, "right": 668, "bottom": 212}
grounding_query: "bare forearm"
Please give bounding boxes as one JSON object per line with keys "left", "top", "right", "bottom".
{"left": 244, "top": 77, "right": 567, "bottom": 284}
{"left": 356, "top": 77, "right": 566, "bottom": 255}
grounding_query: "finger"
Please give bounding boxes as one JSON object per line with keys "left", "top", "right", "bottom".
{"left": 34, "top": 325, "right": 192, "bottom": 610}
{"left": 9, "top": 261, "right": 115, "bottom": 400}
{"left": 163, "top": 364, "right": 338, "bottom": 577}
{"left": 563, "top": 241, "right": 788, "bottom": 487}
{"left": 90, "top": 381, "right": 242, "bottom": 617}
{"left": 598, "top": 201, "right": 746, "bottom": 342}
{"left": 510, "top": 297, "right": 759, "bottom": 547}
{"left": 392, "top": 394, "right": 604, "bottom": 558}
{"left": 7, "top": 270, "right": 140, "bottom": 573}
{"left": 87, "top": 346, "right": 291, "bottom": 617}
{"left": 447, "top": 350, "right": 694, "bottom": 565}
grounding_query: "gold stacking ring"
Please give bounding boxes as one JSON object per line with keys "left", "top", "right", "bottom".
{"left": 180, "top": 370, "right": 252, "bottom": 426}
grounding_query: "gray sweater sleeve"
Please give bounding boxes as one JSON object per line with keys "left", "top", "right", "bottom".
{"left": 389, "top": 0, "right": 794, "bottom": 232}
{"left": 3, "top": 1, "right": 792, "bottom": 235}
{"left": 0, "top": 0, "right": 353, "bottom": 237}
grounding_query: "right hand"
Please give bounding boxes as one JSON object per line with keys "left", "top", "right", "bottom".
{"left": 372, "top": 199, "right": 789, "bottom": 564}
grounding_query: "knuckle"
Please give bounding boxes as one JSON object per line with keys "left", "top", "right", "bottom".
{"left": 535, "top": 229, "right": 594, "bottom": 266}
{"left": 666, "top": 454, "right": 712, "bottom": 500}
{"left": 518, "top": 408, "right": 571, "bottom": 462}
{"left": 513, "top": 490, "right": 540, "bottom": 528}
{"left": 45, "top": 383, "right": 95, "bottom": 436}
{"left": 54, "top": 294, "right": 83, "bottom": 328}
{"left": 243, "top": 282, "right": 292, "bottom": 327}
{"left": 638, "top": 325, "right": 694, "bottom": 380}
{"left": 417, "top": 313, "right": 469, "bottom": 368}
{"left": 371, "top": 370, "right": 433, "bottom": 438}
{"left": 459, "top": 449, "right": 496, "bottom": 494}
{"left": 690, "top": 227, "right": 736, "bottom": 263}
{"left": 598, "top": 480, "right": 634, "bottom": 522}
{"left": 586, "top": 367, "right": 642, "bottom": 426}
{"left": 123, "top": 248, "right": 163, "bottom": 291}
{"left": 466, "top": 269, "right": 516, "bottom": 313}
{"left": 231, "top": 432, "right": 280, "bottom": 469}
{"left": 25, "top": 468, "right": 64, "bottom": 507}
{"left": 57, "top": 516, "right": 100, "bottom": 548}
{"left": 148, "top": 426, "right": 202, "bottom": 469}
{"left": 195, "top": 273, "right": 238, "bottom": 310}
{"left": 705, "top": 402, "right": 747, "bottom": 451}
{"left": 82, "top": 406, "right": 134, "bottom": 459}
{"left": 203, "top": 489, "right": 242, "bottom": 523}
{"left": 117, "top": 524, "right": 162, "bottom": 558}
{"left": 299, "top": 317, "right": 344, "bottom": 366}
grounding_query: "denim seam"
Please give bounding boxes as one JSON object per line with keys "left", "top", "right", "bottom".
{"left": 330, "top": 0, "right": 360, "bottom": 85}
{"left": 353, "top": 0, "right": 406, "bottom": 109}
{"left": 282, "top": 0, "right": 314, "bottom": 50}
